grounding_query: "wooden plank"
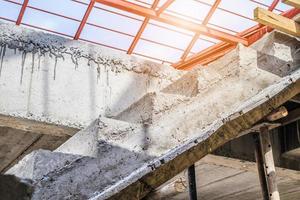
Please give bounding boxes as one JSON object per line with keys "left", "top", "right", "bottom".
{"left": 253, "top": 133, "right": 269, "bottom": 200}
{"left": 0, "top": 114, "right": 79, "bottom": 137}
{"left": 282, "top": 0, "right": 300, "bottom": 8}
{"left": 0, "top": 127, "right": 41, "bottom": 172}
{"left": 254, "top": 7, "right": 300, "bottom": 37}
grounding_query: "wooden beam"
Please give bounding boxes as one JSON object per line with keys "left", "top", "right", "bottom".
{"left": 289, "top": 94, "right": 300, "bottom": 103}
{"left": 253, "top": 133, "right": 269, "bottom": 200}
{"left": 254, "top": 7, "right": 300, "bottom": 37}
{"left": 0, "top": 114, "right": 79, "bottom": 137}
{"left": 282, "top": 0, "right": 300, "bottom": 8}
{"left": 266, "top": 106, "right": 288, "bottom": 122}
{"left": 278, "top": 107, "right": 300, "bottom": 125}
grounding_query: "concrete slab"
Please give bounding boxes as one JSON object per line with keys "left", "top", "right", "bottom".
{"left": 0, "top": 22, "right": 184, "bottom": 129}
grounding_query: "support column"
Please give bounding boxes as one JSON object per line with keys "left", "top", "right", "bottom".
{"left": 188, "top": 164, "right": 198, "bottom": 200}
{"left": 253, "top": 133, "right": 269, "bottom": 200}
{"left": 259, "top": 126, "right": 280, "bottom": 200}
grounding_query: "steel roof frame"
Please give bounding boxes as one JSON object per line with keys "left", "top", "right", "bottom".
{"left": 2, "top": 0, "right": 298, "bottom": 68}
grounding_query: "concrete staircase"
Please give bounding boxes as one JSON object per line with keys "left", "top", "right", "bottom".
{"left": 4, "top": 31, "right": 300, "bottom": 200}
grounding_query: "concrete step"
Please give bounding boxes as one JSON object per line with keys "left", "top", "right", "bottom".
{"left": 55, "top": 117, "right": 143, "bottom": 157}
{"left": 114, "top": 92, "right": 191, "bottom": 124}
{"left": 161, "top": 69, "right": 201, "bottom": 97}
{"left": 5, "top": 149, "right": 82, "bottom": 181}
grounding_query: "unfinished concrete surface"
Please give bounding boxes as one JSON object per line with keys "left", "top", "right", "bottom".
{"left": 1, "top": 21, "right": 300, "bottom": 199}
{"left": 0, "top": 22, "right": 183, "bottom": 129}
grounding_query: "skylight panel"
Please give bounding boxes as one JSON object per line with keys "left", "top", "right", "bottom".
{"left": 191, "top": 38, "right": 216, "bottom": 53}
{"left": 80, "top": 24, "right": 133, "bottom": 51}
{"left": 28, "top": 0, "right": 86, "bottom": 21}
{"left": 88, "top": 7, "right": 143, "bottom": 36}
{"left": 134, "top": 40, "right": 183, "bottom": 63}
{"left": 23, "top": 8, "right": 80, "bottom": 36}
{"left": 141, "top": 22, "right": 192, "bottom": 50}
{"left": 219, "top": 0, "right": 268, "bottom": 20}
{"left": 210, "top": 8, "right": 257, "bottom": 32}
{"left": 260, "top": 0, "right": 293, "bottom": 11}
{"left": 164, "top": 0, "right": 211, "bottom": 22}
{"left": 94, "top": 2, "right": 144, "bottom": 21}
{"left": 0, "top": 0, "right": 21, "bottom": 21}
{"left": 8, "top": 0, "right": 23, "bottom": 4}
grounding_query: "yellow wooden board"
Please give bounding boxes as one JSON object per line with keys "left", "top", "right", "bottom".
{"left": 282, "top": 0, "right": 300, "bottom": 9}
{"left": 254, "top": 7, "right": 300, "bottom": 37}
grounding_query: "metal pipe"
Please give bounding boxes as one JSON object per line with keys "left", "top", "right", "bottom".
{"left": 188, "top": 164, "right": 198, "bottom": 200}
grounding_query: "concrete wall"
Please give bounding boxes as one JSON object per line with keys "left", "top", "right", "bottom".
{"left": 0, "top": 22, "right": 184, "bottom": 128}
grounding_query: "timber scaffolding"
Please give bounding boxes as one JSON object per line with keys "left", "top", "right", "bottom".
{"left": 0, "top": 0, "right": 300, "bottom": 200}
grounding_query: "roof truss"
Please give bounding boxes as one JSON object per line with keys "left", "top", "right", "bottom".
{"left": 8, "top": 0, "right": 299, "bottom": 69}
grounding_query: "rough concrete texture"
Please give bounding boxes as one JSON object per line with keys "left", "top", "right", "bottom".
{"left": 0, "top": 22, "right": 184, "bottom": 129}
{"left": 114, "top": 92, "right": 190, "bottom": 124}
{"left": 6, "top": 149, "right": 81, "bottom": 181}
{"left": 5, "top": 30, "right": 300, "bottom": 200}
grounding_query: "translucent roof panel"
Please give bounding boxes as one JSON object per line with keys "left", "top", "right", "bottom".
{"left": 28, "top": 0, "right": 87, "bottom": 21}
{"left": 23, "top": 7, "right": 80, "bottom": 37}
{"left": 80, "top": 23, "right": 134, "bottom": 51}
{"left": 0, "top": 0, "right": 296, "bottom": 66}
{"left": 141, "top": 20, "right": 192, "bottom": 50}
{"left": 88, "top": 4, "right": 144, "bottom": 36}
{"left": 0, "top": 0, "right": 21, "bottom": 21}
{"left": 134, "top": 39, "right": 183, "bottom": 63}
{"left": 165, "top": 0, "right": 212, "bottom": 23}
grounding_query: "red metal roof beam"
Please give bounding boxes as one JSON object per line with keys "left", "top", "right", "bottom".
{"left": 95, "top": 0, "right": 248, "bottom": 45}
{"left": 16, "top": 0, "right": 29, "bottom": 25}
{"left": 174, "top": 7, "right": 300, "bottom": 70}
{"left": 127, "top": 0, "right": 160, "bottom": 54}
{"left": 268, "top": 0, "right": 280, "bottom": 11}
{"left": 127, "top": 0, "right": 175, "bottom": 54}
{"left": 74, "top": 0, "right": 95, "bottom": 40}
{"left": 181, "top": 0, "right": 221, "bottom": 61}
{"left": 156, "top": 0, "right": 175, "bottom": 16}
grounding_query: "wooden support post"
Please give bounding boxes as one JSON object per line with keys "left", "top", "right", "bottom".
{"left": 188, "top": 164, "right": 198, "bottom": 200}
{"left": 253, "top": 133, "right": 269, "bottom": 200}
{"left": 259, "top": 126, "right": 280, "bottom": 200}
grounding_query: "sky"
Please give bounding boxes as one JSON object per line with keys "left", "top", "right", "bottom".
{"left": 0, "top": 0, "right": 294, "bottom": 64}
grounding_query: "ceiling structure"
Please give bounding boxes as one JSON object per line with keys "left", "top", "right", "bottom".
{"left": 0, "top": 0, "right": 299, "bottom": 70}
